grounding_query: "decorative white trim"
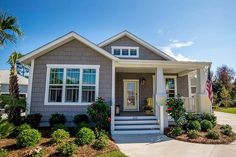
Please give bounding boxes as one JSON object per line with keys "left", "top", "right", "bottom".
{"left": 98, "top": 31, "right": 176, "bottom": 61}
{"left": 26, "top": 59, "right": 34, "bottom": 115}
{"left": 123, "top": 79, "right": 139, "bottom": 111}
{"left": 44, "top": 64, "right": 100, "bottom": 105}
{"left": 18, "top": 32, "right": 119, "bottom": 64}
{"left": 111, "top": 61, "right": 115, "bottom": 105}
{"left": 111, "top": 46, "right": 139, "bottom": 58}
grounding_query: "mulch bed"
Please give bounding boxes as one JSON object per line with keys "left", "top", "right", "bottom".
{"left": 0, "top": 128, "right": 119, "bottom": 157}
{"left": 165, "top": 124, "right": 236, "bottom": 144}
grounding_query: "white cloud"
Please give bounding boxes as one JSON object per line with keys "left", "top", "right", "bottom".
{"left": 160, "top": 40, "right": 197, "bottom": 61}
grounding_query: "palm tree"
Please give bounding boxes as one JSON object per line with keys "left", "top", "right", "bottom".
{"left": 0, "top": 12, "right": 23, "bottom": 46}
{"left": 8, "top": 51, "right": 23, "bottom": 98}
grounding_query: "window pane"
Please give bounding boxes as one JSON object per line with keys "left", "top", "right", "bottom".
{"left": 65, "top": 86, "right": 79, "bottom": 102}
{"left": 113, "top": 49, "right": 120, "bottom": 55}
{"left": 166, "top": 78, "right": 175, "bottom": 90}
{"left": 48, "top": 85, "right": 62, "bottom": 102}
{"left": 130, "top": 49, "right": 137, "bottom": 56}
{"left": 50, "top": 68, "right": 64, "bottom": 84}
{"left": 83, "top": 69, "right": 96, "bottom": 84}
{"left": 191, "top": 87, "right": 197, "bottom": 94}
{"left": 66, "top": 69, "right": 80, "bottom": 84}
{"left": 82, "top": 86, "right": 95, "bottom": 102}
{"left": 122, "top": 49, "right": 129, "bottom": 56}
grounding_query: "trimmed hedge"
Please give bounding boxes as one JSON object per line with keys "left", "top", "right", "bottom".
{"left": 17, "top": 129, "right": 41, "bottom": 147}
{"left": 188, "top": 120, "right": 201, "bottom": 131}
{"left": 25, "top": 113, "right": 42, "bottom": 128}
{"left": 49, "top": 113, "right": 66, "bottom": 127}
{"left": 200, "top": 120, "right": 213, "bottom": 131}
{"left": 51, "top": 129, "right": 70, "bottom": 143}
{"left": 75, "top": 127, "right": 95, "bottom": 145}
{"left": 73, "top": 114, "right": 89, "bottom": 125}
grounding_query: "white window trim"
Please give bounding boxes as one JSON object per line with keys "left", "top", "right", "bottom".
{"left": 164, "top": 76, "right": 177, "bottom": 97}
{"left": 44, "top": 64, "right": 100, "bottom": 105}
{"left": 111, "top": 46, "right": 139, "bottom": 58}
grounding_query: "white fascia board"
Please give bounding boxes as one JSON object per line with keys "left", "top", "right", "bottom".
{"left": 98, "top": 31, "right": 176, "bottom": 61}
{"left": 18, "top": 32, "right": 119, "bottom": 65}
{"left": 115, "top": 59, "right": 211, "bottom": 69}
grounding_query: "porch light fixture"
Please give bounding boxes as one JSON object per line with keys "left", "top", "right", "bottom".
{"left": 115, "top": 105, "right": 120, "bottom": 115}
{"left": 140, "top": 77, "right": 146, "bottom": 85}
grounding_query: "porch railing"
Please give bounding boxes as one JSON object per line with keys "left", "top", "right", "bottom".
{"left": 183, "top": 96, "right": 197, "bottom": 112}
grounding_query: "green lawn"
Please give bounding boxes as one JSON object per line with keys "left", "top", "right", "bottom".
{"left": 95, "top": 151, "right": 128, "bottom": 157}
{"left": 215, "top": 107, "right": 236, "bottom": 114}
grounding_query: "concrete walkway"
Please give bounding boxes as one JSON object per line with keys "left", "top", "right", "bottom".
{"left": 113, "top": 111, "right": 236, "bottom": 157}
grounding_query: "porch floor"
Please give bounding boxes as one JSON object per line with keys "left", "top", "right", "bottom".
{"left": 118, "top": 111, "right": 154, "bottom": 116}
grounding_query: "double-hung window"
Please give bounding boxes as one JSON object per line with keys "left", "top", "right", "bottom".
{"left": 165, "top": 76, "right": 177, "bottom": 98}
{"left": 45, "top": 65, "right": 99, "bottom": 105}
{"left": 112, "top": 46, "right": 139, "bottom": 58}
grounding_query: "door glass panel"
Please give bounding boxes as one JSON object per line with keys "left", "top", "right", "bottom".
{"left": 127, "top": 82, "right": 135, "bottom": 106}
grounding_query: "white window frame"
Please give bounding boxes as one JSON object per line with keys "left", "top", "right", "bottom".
{"left": 111, "top": 46, "right": 139, "bottom": 58}
{"left": 44, "top": 64, "right": 100, "bottom": 105}
{"left": 164, "top": 76, "right": 177, "bottom": 97}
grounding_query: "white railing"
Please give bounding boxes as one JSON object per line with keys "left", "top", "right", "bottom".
{"left": 110, "top": 105, "right": 115, "bottom": 133}
{"left": 156, "top": 103, "right": 164, "bottom": 134}
{"left": 183, "top": 96, "right": 197, "bottom": 112}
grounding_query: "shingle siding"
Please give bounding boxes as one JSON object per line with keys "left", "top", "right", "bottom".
{"left": 31, "top": 39, "right": 112, "bottom": 125}
{"left": 102, "top": 36, "right": 167, "bottom": 60}
{"left": 177, "top": 75, "right": 189, "bottom": 97}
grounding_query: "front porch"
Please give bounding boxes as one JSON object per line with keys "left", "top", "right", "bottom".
{"left": 110, "top": 60, "right": 212, "bottom": 134}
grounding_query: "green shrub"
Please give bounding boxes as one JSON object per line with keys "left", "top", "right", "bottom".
{"left": 0, "top": 148, "right": 8, "bottom": 157}
{"left": 51, "top": 129, "right": 70, "bottom": 143}
{"left": 187, "top": 130, "right": 199, "bottom": 139}
{"left": 171, "top": 126, "right": 183, "bottom": 136}
{"left": 25, "top": 113, "right": 42, "bottom": 128}
{"left": 188, "top": 120, "right": 201, "bottom": 131}
{"left": 76, "top": 127, "right": 95, "bottom": 145}
{"left": 206, "top": 130, "right": 220, "bottom": 139}
{"left": 16, "top": 123, "right": 31, "bottom": 135}
{"left": 17, "top": 129, "right": 41, "bottom": 147}
{"left": 201, "top": 120, "right": 213, "bottom": 131}
{"left": 220, "top": 124, "right": 233, "bottom": 136}
{"left": 93, "top": 130, "right": 109, "bottom": 150}
{"left": 87, "top": 97, "right": 110, "bottom": 129}
{"left": 201, "top": 113, "right": 217, "bottom": 127}
{"left": 75, "top": 122, "right": 90, "bottom": 132}
{"left": 73, "top": 114, "right": 89, "bottom": 125}
{"left": 57, "top": 143, "right": 77, "bottom": 157}
{"left": 51, "top": 124, "right": 68, "bottom": 132}
{"left": 49, "top": 113, "right": 66, "bottom": 127}
{"left": 185, "top": 113, "right": 201, "bottom": 122}
{"left": 0, "top": 119, "right": 14, "bottom": 139}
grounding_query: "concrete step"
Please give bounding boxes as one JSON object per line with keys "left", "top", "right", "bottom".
{"left": 113, "top": 129, "right": 160, "bottom": 134}
{"left": 115, "top": 116, "right": 157, "bottom": 120}
{"left": 115, "top": 120, "right": 158, "bottom": 125}
{"left": 115, "top": 124, "right": 159, "bottom": 129}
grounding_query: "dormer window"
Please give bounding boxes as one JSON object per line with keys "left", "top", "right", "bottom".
{"left": 112, "top": 46, "right": 139, "bottom": 58}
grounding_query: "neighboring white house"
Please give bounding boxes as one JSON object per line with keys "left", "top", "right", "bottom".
{"left": 0, "top": 70, "right": 28, "bottom": 97}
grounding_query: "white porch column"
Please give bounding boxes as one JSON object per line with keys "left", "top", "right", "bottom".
{"left": 111, "top": 61, "right": 115, "bottom": 133}
{"left": 155, "top": 68, "right": 168, "bottom": 128}
{"left": 26, "top": 59, "right": 34, "bottom": 115}
{"left": 196, "top": 68, "right": 211, "bottom": 113}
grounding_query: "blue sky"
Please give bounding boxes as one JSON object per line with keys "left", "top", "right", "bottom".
{"left": 1, "top": 0, "right": 235, "bottom": 72}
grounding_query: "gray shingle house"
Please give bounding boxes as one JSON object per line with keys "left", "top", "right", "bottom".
{"left": 19, "top": 31, "right": 212, "bottom": 134}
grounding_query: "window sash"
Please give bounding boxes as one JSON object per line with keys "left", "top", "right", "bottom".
{"left": 45, "top": 65, "right": 99, "bottom": 105}
{"left": 112, "top": 46, "right": 139, "bottom": 57}
{"left": 165, "top": 77, "right": 177, "bottom": 98}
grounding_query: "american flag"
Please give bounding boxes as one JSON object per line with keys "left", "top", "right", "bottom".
{"left": 206, "top": 67, "right": 213, "bottom": 103}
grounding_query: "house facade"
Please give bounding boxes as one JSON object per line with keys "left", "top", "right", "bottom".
{"left": 19, "top": 31, "right": 212, "bottom": 134}
{"left": 0, "top": 70, "right": 28, "bottom": 97}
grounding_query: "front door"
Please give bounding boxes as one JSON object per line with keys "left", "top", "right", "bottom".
{"left": 123, "top": 80, "right": 139, "bottom": 111}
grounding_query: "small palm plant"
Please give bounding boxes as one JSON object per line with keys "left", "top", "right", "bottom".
{"left": 0, "top": 119, "right": 14, "bottom": 139}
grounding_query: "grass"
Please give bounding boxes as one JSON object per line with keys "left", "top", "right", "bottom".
{"left": 95, "top": 150, "right": 128, "bottom": 157}
{"left": 215, "top": 107, "right": 236, "bottom": 114}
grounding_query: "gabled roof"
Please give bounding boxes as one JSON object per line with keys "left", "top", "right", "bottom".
{"left": 98, "top": 30, "right": 176, "bottom": 61}
{"left": 18, "top": 32, "right": 119, "bottom": 65}
{"left": 0, "top": 70, "right": 28, "bottom": 85}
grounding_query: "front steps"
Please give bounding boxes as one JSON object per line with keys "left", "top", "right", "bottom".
{"left": 113, "top": 116, "right": 160, "bottom": 134}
